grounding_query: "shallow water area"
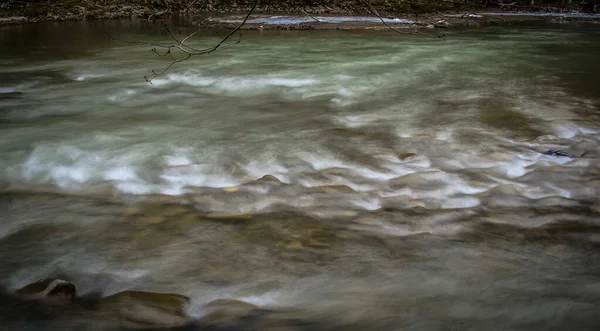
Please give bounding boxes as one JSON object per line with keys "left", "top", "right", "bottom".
{"left": 1, "top": 19, "right": 600, "bottom": 330}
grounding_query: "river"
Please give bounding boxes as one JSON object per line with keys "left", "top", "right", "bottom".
{"left": 1, "top": 18, "right": 600, "bottom": 330}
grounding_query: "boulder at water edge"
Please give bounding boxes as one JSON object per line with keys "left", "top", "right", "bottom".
{"left": 16, "top": 278, "right": 76, "bottom": 302}
{"left": 98, "top": 290, "right": 192, "bottom": 328}
{"left": 199, "top": 299, "right": 260, "bottom": 327}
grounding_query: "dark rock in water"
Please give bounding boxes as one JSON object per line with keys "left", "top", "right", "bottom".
{"left": 397, "top": 152, "right": 418, "bottom": 160}
{"left": 198, "top": 299, "right": 259, "bottom": 327}
{"left": 99, "top": 290, "right": 191, "bottom": 328}
{"left": 541, "top": 150, "right": 574, "bottom": 158}
{"left": 532, "top": 134, "right": 560, "bottom": 142}
{"left": 258, "top": 174, "right": 282, "bottom": 182}
{"left": 253, "top": 174, "right": 284, "bottom": 186}
{"left": 16, "top": 279, "right": 76, "bottom": 301}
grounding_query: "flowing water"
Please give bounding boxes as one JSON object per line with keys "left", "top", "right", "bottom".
{"left": 1, "top": 19, "right": 600, "bottom": 330}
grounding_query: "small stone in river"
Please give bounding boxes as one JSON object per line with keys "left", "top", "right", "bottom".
{"left": 99, "top": 290, "right": 191, "bottom": 328}
{"left": 256, "top": 175, "right": 283, "bottom": 184}
{"left": 398, "top": 152, "right": 417, "bottom": 160}
{"left": 223, "top": 187, "right": 240, "bottom": 193}
{"left": 541, "top": 150, "right": 574, "bottom": 158}
{"left": 16, "top": 279, "right": 76, "bottom": 301}
{"left": 436, "top": 19, "right": 450, "bottom": 27}
{"left": 533, "top": 134, "right": 560, "bottom": 142}
{"left": 285, "top": 240, "right": 304, "bottom": 250}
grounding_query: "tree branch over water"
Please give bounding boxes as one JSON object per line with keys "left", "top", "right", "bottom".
{"left": 105, "top": 0, "right": 446, "bottom": 83}
{"left": 360, "top": 0, "right": 445, "bottom": 39}
{"left": 104, "top": 0, "right": 259, "bottom": 83}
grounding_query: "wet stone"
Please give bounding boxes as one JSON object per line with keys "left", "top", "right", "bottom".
{"left": 199, "top": 299, "right": 260, "bottom": 327}
{"left": 257, "top": 175, "right": 284, "bottom": 184}
{"left": 532, "top": 134, "right": 560, "bottom": 142}
{"left": 16, "top": 278, "right": 77, "bottom": 301}
{"left": 397, "top": 152, "right": 418, "bottom": 160}
{"left": 98, "top": 290, "right": 191, "bottom": 328}
{"left": 285, "top": 240, "right": 304, "bottom": 250}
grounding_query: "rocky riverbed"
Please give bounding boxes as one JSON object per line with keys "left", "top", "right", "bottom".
{"left": 2, "top": 278, "right": 285, "bottom": 330}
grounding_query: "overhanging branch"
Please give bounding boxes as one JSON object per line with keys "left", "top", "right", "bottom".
{"left": 104, "top": 0, "right": 259, "bottom": 83}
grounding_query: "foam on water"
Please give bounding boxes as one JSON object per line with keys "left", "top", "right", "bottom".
{"left": 151, "top": 72, "right": 316, "bottom": 94}
{"left": 7, "top": 120, "right": 598, "bottom": 213}
{"left": 553, "top": 123, "right": 599, "bottom": 138}
{"left": 165, "top": 154, "right": 192, "bottom": 167}
{"left": 1, "top": 24, "right": 599, "bottom": 217}
{"left": 160, "top": 165, "right": 241, "bottom": 191}
{"left": 441, "top": 196, "right": 481, "bottom": 209}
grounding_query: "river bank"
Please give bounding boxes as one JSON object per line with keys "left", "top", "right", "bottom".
{"left": 2, "top": 11, "right": 599, "bottom": 31}
{"left": 1, "top": 0, "right": 599, "bottom": 27}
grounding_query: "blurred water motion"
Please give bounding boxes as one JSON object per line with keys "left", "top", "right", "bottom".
{"left": 0, "top": 20, "right": 600, "bottom": 330}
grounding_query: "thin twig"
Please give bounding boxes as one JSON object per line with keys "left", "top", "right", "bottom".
{"left": 301, "top": 8, "right": 322, "bottom": 22}
{"left": 103, "top": 0, "right": 259, "bottom": 83}
{"left": 185, "top": 0, "right": 199, "bottom": 12}
{"left": 361, "top": 0, "right": 444, "bottom": 39}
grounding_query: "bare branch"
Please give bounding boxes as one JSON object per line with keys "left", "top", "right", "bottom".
{"left": 184, "top": 0, "right": 199, "bottom": 13}
{"left": 163, "top": 24, "right": 183, "bottom": 45}
{"left": 302, "top": 8, "right": 322, "bottom": 23}
{"left": 361, "top": 0, "right": 444, "bottom": 39}
{"left": 104, "top": 0, "right": 259, "bottom": 83}
{"left": 145, "top": 53, "right": 192, "bottom": 83}
{"left": 105, "top": 0, "right": 448, "bottom": 83}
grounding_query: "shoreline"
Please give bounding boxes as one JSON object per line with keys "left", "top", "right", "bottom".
{"left": 1, "top": 11, "right": 599, "bottom": 29}
{"left": 203, "top": 11, "right": 600, "bottom": 31}
{"left": 1, "top": 1, "right": 599, "bottom": 28}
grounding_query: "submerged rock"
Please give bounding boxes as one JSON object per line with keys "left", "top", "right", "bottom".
{"left": 98, "top": 290, "right": 191, "bottom": 328}
{"left": 397, "top": 152, "right": 418, "bottom": 160}
{"left": 541, "top": 150, "right": 574, "bottom": 158}
{"left": 532, "top": 134, "right": 560, "bottom": 142}
{"left": 16, "top": 279, "right": 76, "bottom": 302}
{"left": 257, "top": 174, "right": 283, "bottom": 184}
{"left": 199, "top": 299, "right": 259, "bottom": 327}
